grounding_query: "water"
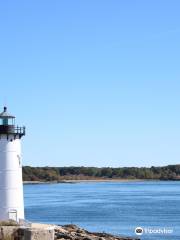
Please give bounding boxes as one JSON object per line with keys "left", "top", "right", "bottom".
{"left": 24, "top": 181, "right": 180, "bottom": 240}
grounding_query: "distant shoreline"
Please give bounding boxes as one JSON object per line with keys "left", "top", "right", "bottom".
{"left": 23, "top": 178, "right": 164, "bottom": 184}
{"left": 23, "top": 165, "right": 180, "bottom": 182}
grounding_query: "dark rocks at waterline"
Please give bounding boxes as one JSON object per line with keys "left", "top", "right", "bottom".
{"left": 55, "top": 224, "right": 140, "bottom": 240}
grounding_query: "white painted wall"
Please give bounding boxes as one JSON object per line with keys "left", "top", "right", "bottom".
{"left": 0, "top": 135, "right": 24, "bottom": 221}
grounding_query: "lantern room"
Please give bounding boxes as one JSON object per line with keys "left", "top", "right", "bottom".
{"left": 0, "top": 107, "right": 15, "bottom": 126}
{"left": 0, "top": 107, "right": 25, "bottom": 137}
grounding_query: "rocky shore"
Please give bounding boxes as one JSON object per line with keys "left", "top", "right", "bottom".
{"left": 0, "top": 222, "right": 140, "bottom": 240}
{"left": 55, "top": 224, "right": 140, "bottom": 240}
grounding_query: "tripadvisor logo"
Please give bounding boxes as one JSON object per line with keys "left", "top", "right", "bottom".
{"left": 135, "top": 226, "right": 173, "bottom": 235}
{"left": 135, "top": 227, "right": 143, "bottom": 235}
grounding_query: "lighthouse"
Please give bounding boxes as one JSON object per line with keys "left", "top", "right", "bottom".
{"left": 0, "top": 107, "right": 25, "bottom": 222}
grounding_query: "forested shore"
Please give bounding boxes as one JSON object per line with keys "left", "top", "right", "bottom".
{"left": 22, "top": 165, "right": 180, "bottom": 182}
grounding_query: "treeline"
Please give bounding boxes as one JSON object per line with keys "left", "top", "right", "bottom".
{"left": 22, "top": 165, "right": 180, "bottom": 181}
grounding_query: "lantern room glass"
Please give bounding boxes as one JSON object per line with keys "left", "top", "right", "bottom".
{"left": 0, "top": 118, "right": 15, "bottom": 126}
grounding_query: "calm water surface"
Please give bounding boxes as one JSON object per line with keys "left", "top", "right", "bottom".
{"left": 24, "top": 181, "right": 180, "bottom": 240}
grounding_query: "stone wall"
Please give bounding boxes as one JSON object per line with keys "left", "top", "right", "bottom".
{"left": 0, "top": 225, "right": 54, "bottom": 240}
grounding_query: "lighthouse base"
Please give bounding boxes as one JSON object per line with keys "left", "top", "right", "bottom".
{"left": 0, "top": 207, "right": 24, "bottom": 222}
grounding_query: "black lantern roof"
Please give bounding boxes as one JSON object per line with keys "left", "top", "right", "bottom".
{"left": 0, "top": 107, "right": 15, "bottom": 119}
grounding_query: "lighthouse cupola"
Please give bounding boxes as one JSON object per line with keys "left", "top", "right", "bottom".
{"left": 0, "top": 107, "right": 25, "bottom": 222}
{"left": 0, "top": 107, "right": 25, "bottom": 138}
{"left": 0, "top": 106, "right": 15, "bottom": 125}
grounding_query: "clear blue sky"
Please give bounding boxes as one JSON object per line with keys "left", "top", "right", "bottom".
{"left": 0, "top": 0, "right": 179, "bottom": 167}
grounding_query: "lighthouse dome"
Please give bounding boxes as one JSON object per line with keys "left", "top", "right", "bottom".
{"left": 0, "top": 107, "right": 15, "bottom": 119}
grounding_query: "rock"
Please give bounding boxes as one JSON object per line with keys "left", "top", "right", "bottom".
{"left": 56, "top": 226, "right": 69, "bottom": 234}
{"left": 82, "top": 237, "right": 95, "bottom": 240}
{"left": 77, "top": 229, "right": 85, "bottom": 234}
{"left": 54, "top": 225, "right": 140, "bottom": 240}
{"left": 55, "top": 232, "right": 74, "bottom": 240}
{"left": 63, "top": 224, "right": 79, "bottom": 230}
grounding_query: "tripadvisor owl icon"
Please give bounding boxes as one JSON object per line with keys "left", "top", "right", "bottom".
{"left": 135, "top": 227, "right": 143, "bottom": 235}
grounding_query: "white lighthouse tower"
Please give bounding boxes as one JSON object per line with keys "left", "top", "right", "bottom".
{"left": 0, "top": 107, "right": 25, "bottom": 222}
